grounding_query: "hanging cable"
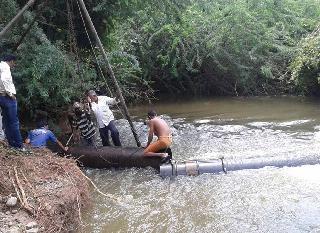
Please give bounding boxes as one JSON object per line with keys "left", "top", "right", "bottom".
{"left": 75, "top": 0, "right": 146, "bottom": 145}
{"left": 67, "top": 0, "right": 85, "bottom": 90}
{"left": 75, "top": 0, "right": 114, "bottom": 97}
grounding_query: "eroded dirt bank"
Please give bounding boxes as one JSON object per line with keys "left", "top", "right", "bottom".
{"left": 0, "top": 144, "right": 90, "bottom": 233}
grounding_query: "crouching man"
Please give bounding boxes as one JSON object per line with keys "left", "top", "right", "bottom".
{"left": 144, "top": 110, "right": 172, "bottom": 163}
{"left": 25, "top": 120, "right": 68, "bottom": 152}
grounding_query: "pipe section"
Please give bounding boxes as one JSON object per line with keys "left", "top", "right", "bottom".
{"left": 160, "top": 155, "right": 320, "bottom": 178}
{"left": 68, "top": 146, "right": 162, "bottom": 169}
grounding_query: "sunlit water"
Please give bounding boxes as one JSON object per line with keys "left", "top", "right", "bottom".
{"left": 82, "top": 96, "right": 320, "bottom": 233}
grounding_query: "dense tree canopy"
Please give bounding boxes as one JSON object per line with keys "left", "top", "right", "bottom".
{"left": 0, "top": 0, "right": 320, "bottom": 116}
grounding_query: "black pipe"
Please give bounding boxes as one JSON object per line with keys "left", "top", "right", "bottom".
{"left": 68, "top": 146, "right": 162, "bottom": 169}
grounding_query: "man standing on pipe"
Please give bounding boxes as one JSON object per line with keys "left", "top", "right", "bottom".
{"left": 87, "top": 90, "right": 122, "bottom": 147}
{"left": 144, "top": 110, "right": 172, "bottom": 163}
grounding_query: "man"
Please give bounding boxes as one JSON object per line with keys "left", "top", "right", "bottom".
{"left": 87, "top": 90, "right": 122, "bottom": 147}
{"left": 0, "top": 54, "right": 23, "bottom": 148}
{"left": 144, "top": 110, "right": 172, "bottom": 162}
{"left": 25, "top": 120, "right": 68, "bottom": 152}
{"left": 69, "top": 101, "right": 96, "bottom": 147}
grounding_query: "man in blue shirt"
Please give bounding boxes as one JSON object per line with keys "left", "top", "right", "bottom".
{"left": 25, "top": 120, "right": 68, "bottom": 152}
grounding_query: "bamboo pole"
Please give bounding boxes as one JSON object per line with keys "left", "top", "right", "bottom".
{"left": 77, "top": 0, "right": 141, "bottom": 147}
{"left": 13, "top": 0, "right": 48, "bottom": 51}
{"left": 0, "top": 0, "right": 37, "bottom": 38}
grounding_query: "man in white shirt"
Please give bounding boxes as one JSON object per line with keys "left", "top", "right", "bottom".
{"left": 0, "top": 54, "right": 23, "bottom": 148}
{"left": 87, "top": 90, "right": 122, "bottom": 146}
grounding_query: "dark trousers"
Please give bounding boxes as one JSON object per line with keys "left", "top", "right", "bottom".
{"left": 99, "top": 120, "right": 121, "bottom": 146}
{"left": 0, "top": 96, "right": 23, "bottom": 148}
{"left": 81, "top": 136, "right": 96, "bottom": 147}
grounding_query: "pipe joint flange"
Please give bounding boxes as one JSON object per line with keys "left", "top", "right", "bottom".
{"left": 219, "top": 157, "right": 227, "bottom": 174}
{"left": 185, "top": 161, "right": 199, "bottom": 176}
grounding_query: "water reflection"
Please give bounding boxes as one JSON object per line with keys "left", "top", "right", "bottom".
{"left": 82, "top": 97, "right": 320, "bottom": 233}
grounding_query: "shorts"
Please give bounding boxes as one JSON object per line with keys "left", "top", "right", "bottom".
{"left": 144, "top": 136, "right": 172, "bottom": 154}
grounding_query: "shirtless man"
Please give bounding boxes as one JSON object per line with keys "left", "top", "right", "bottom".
{"left": 144, "top": 110, "right": 172, "bottom": 162}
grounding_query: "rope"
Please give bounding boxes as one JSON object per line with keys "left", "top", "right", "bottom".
{"left": 75, "top": 0, "right": 145, "bottom": 145}
{"left": 75, "top": 0, "right": 113, "bottom": 97}
{"left": 67, "top": 0, "right": 84, "bottom": 88}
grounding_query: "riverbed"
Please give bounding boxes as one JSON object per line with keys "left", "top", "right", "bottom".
{"left": 82, "top": 96, "right": 320, "bottom": 233}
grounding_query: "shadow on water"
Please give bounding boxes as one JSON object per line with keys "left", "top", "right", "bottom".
{"left": 82, "top": 96, "right": 320, "bottom": 233}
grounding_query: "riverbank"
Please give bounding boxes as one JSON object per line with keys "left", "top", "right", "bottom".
{"left": 0, "top": 143, "right": 90, "bottom": 233}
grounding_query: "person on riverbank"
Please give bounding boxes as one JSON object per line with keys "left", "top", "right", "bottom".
{"left": 0, "top": 54, "right": 23, "bottom": 149}
{"left": 25, "top": 120, "right": 68, "bottom": 152}
{"left": 69, "top": 101, "right": 96, "bottom": 147}
{"left": 144, "top": 110, "right": 172, "bottom": 163}
{"left": 87, "top": 90, "right": 122, "bottom": 147}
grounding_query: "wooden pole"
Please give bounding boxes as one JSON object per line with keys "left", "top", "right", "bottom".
{"left": 14, "top": 0, "right": 48, "bottom": 51}
{"left": 0, "top": 0, "right": 37, "bottom": 38}
{"left": 13, "top": 11, "right": 39, "bottom": 51}
{"left": 77, "top": 0, "right": 141, "bottom": 147}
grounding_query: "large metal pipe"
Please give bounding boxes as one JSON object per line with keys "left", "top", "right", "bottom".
{"left": 160, "top": 155, "right": 320, "bottom": 178}
{"left": 68, "top": 146, "right": 162, "bottom": 169}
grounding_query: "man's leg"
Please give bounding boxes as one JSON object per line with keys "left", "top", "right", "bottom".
{"left": 0, "top": 97, "right": 10, "bottom": 142}
{"left": 144, "top": 140, "right": 167, "bottom": 154}
{"left": 2, "top": 98, "right": 22, "bottom": 148}
{"left": 108, "top": 120, "right": 121, "bottom": 147}
{"left": 99, "top": 127, "right": 111, "bottom": 146}
{"left": 0, "top": 109, "right": 5, "bottom": 140}
{"left": 85, "top": 137, "right": 96, "bottom": 147}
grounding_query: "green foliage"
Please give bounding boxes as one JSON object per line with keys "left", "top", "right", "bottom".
{"left": 1, "top": 0, "right": 320, "bottom": 124}
{"left": 0, "top": 0, "right": 17, "bottom": 23}
{"left": 0, "top": 0, "right": 20, "bottom": 49}
{"left": 1, "top": 0, "right": 149, "bottom": 119}
{"left": 289, "top": 26, "right": 320, "bottom": 95}
{"left": 15, "top": 41, "right": 95, "bottom": 115}
{"left": 106, "top": 0, "right": 320, "bottom": 95}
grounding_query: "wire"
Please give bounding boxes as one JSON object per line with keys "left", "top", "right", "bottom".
{"left": 75, "top": 0, "right": 144, "bottom": 145}
{"left": 75, "top": 0, "right": 113, "bottom": 96}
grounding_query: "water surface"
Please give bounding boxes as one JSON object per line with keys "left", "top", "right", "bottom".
{"left": 82, "top": 96, "right": 320, "bottom": 233}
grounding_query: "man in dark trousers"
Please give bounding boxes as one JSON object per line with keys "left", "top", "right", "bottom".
{"left": 0, "top": 54, "right": 23, "bottom": 148}
{"left": 87, "top": 90, "right": 122, "bottom": 147}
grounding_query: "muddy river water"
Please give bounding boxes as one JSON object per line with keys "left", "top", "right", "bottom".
{"left": 82, "top": 96, "right": 320, "bottom": 233}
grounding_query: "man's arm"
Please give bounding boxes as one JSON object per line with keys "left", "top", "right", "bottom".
{"left": 48, "top": 131, "right": 68, "bottom": 152}
{"left": 56, "top": 140, "right": 68, "bottom": 152}
{"left": 146, "top": 121, "right": 154, "bottom": 147}
{"left": 104, "top": 96, "right": 119, "bottom": 105}
{"left": 25, "top": 132, "right": 31, "bottom": 144}
{"left": 68, "top": 115, "right": 80, "bottom": 142}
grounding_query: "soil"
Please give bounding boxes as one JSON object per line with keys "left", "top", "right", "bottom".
{"left": 0, "top": 143, "right": 90, "bottom": 233}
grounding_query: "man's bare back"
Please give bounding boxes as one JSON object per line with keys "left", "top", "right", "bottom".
{"left": 144, "top": 110, "right": 172, "bottom": 162}
{"left": 149, "top": 117, "right": 171, "bottom": 138}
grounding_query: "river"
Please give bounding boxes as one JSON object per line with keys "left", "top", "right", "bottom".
{"left": 82, "top": 96, "right": 320, "bottom": 233}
